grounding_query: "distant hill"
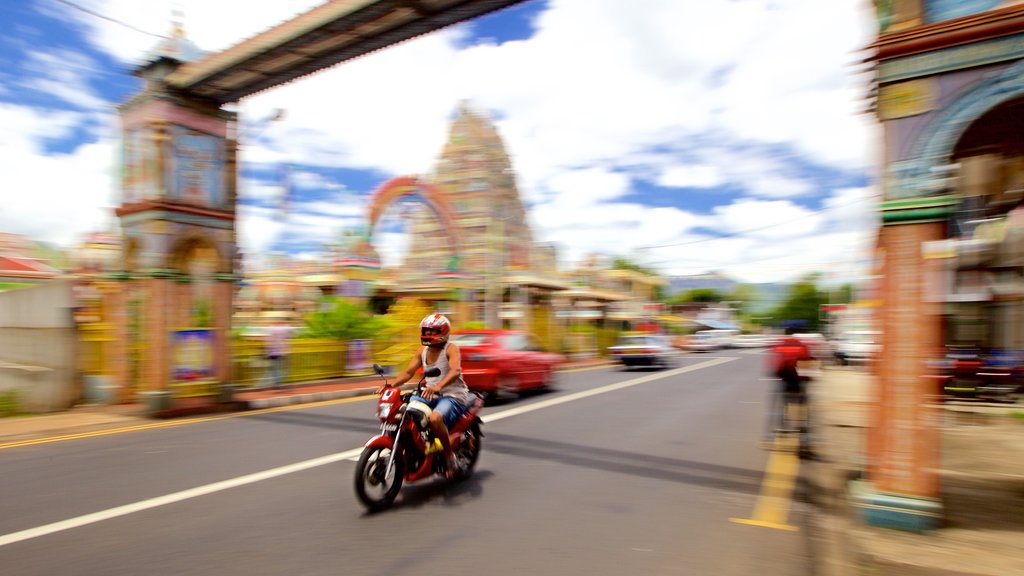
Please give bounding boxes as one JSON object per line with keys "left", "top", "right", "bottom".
{"left": 746, "top": 282, "right": 789, "bottom": 315}
{"left": 667, "top": 272, "right": 737, "bottom": 294}
{"left": 666, "top": 272, "right": 789, "bottom": 315}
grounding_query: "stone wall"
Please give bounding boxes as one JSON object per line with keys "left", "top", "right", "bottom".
{"left": 0, "top": 281, "right": 77, "bottom": 412}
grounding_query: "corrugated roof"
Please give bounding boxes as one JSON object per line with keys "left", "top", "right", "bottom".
{"left": 0, "top": 256, "right": 61, "bottom": 278}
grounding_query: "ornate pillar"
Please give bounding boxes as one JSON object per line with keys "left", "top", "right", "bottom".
{"left": 140, "top": 276, "right": 173, "bottom": 391}
{"left": 213, "top": 276, "right": 235, "bottom": 384}
{"left": 855, "top": 202, "right": 952, "bottom": 532}
{"left": 103, "top": 277, "right": 131, "bottom": 403}
{"left": 115, "top": 27, "right": 238, "bottom": 405}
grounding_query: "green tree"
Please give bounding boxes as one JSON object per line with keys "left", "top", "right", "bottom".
{"left": 836, "top": 283, "right": 854, "bottom": 304}
{"left": 771, "top": 274, "right": 828, "bottom": 331}
{"left": 682, "top": 288, "right": 724, "bottom": 303}
{"left": 302, "top": 298, "right": 392, "bottom": 341}
{"left": 611, "top": 257, "right": 656, "bottom": 275}
{"left": 611, "top": 257, "right": 667, "bottom": 301}
{"left": 726, "top": 283, "right": 758, "bottom": 315}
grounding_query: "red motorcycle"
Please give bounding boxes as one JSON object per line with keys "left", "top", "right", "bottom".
{"left": 354, "top": 364, "right": 484, "bottom": 511}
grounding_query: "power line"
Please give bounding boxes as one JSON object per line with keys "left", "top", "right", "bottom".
{"left": 646, "top": 245, "right": 871, "bottom": 269}
{"left": 637, "top": 194, "right": 878, "bottom": 251}
{"left": 52, "top": 0, "right": 168, "bottom": 39}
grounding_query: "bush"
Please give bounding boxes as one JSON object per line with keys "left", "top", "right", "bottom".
{"left": 302, "top": 298, "right": 394, "bottom": 341}
{"left": 0, "top": 390, "right": 21, "bottom": 417}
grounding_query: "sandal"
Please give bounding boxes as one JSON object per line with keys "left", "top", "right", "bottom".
{"left": 445, "top": 455, "right": 458, "bottom": 480}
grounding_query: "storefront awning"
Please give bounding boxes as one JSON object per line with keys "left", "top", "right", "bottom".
{"left": 655, "top": 315, "right": 692, "bottom": 323}
{"left": 694, "top": 319, "right": 740, "bottom": 330}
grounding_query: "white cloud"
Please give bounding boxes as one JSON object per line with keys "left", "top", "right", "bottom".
{"left": 236, "top": 204, "right": 283, "bottom": 257}
{"left": 657, "top": 164, "right": 724, "bottom": 189}
{"left": 0, "top": 103, "right": 116, "bottom": 247}
{"left": 646, "top": 188, "right": 880, "bottom": 283}
{"left": 7, "top": 0, "right": 879, "bottom": 285}
{"left": 375, "top": 231, "right": 411, "bottom": 268}
{"left": 711, "top": 199, "right": 822, "bottom": 240}
{"left": 21, "top": 49, "right": 109, "bottom": 111}
{"left": 543, "top": 167, "right": 630, "bottom": 208}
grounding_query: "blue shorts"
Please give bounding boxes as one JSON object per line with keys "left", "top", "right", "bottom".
{"left": 410, "top": 395, "right": 466, "bottom": 429}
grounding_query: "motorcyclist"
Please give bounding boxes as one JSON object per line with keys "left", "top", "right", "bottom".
{"left": 388, "top": 314, "right": 473, "bottom": 479}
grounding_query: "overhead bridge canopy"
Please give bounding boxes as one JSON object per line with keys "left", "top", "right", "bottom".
{"left": 166, "top": 0, "right": 528, "bottom": 104}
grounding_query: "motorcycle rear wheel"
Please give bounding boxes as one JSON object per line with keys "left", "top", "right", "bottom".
{"left": 452, "top": 422, "right": 482, "bottom": 481}
{"left": 355, "top": 446, "right": 404, "bottom": 511}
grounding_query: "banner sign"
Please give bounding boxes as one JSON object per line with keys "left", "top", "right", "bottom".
{"left": 173, "top": 329, "right": 216, "bottom": 383}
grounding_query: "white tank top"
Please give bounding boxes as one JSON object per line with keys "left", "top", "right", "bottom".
{"left": 422, "top": 342, "right": 472, "bottom": 405}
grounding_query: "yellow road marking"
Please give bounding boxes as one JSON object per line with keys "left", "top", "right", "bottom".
{"left": 730, "top": 435, "right": 801, "bottom": 531}
{"left": 557, "top": 363, "right": 616, "bottom": 374}
{"left": 729, "top": 518, "right": 799, "bottom": 531}
{"left": 0, "top": 394, "right": 375, "bottom": 451}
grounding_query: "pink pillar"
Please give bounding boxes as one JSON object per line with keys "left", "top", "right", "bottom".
{"left": 142, "top": 278, "right": 172, "bottom": 391}
{"left": 105, "top": 281, "right": 130, "bottom": 403}
{"left": 214, "top": 280, "right": 233, "bottom": 384}
{"left": 856, "top": 221, "right": 945, "bottom": 532}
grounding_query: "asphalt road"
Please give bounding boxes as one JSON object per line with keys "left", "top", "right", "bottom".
{"left": 0, "top": 350, "right": 812, "bottom": 575}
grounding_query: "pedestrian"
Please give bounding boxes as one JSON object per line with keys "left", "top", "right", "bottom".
{"left": 266, "top": 318, "right": 293, "bottom": 390}
{"left": 763, "top": 327, "right": 811, "bottom": 449}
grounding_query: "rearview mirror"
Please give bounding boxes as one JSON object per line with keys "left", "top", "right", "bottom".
{"left": 424, "top": 367, "right": 441, "bottom": 378}
{"left": 373, "top": 363, "right": 384, "bottom": 376}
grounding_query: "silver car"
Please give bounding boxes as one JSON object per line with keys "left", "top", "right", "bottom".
{"left": 608, "top": 334, "right": 677, "bottom": 368}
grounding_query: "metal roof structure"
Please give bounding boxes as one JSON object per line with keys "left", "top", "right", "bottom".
{"left": 166, "top": 0, "right": 529, "bottom": 104}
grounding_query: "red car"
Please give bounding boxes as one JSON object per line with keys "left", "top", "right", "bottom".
{"left": 451, "top": 330, "right": 564, "bottom": 401}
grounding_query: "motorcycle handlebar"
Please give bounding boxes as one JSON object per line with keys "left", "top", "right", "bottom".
{"left": 376, "top": 366, "right": 442, "bottom": 395}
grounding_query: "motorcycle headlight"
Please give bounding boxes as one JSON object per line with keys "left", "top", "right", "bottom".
{"left": 377, "top": 403, "right": 393, "bottom": 419}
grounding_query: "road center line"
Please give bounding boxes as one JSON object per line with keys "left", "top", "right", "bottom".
{"left": 0, "top": 450, "right": 362, "bottom": 549}
{"left": 0, "top": 356, "right": 737, "bottom": 549}
{"left": 483, "top": 356, "right": 738, "bottom": 423}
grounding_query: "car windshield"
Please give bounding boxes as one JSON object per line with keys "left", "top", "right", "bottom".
{"left": 617, "top": 336, "right": 664, "bottom": 346}
{"left": 450, "top": 334, "right": 492, "bottom": 346}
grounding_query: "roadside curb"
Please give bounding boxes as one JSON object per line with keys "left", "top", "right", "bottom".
{"left": 239, "top": 360, "right": 620, "bottom": 410}
{"left": 242, "top": 386, "right": 377, "bottom": 410}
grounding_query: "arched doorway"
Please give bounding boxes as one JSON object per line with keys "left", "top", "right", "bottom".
{"left": 366, "top": 175, "right": 462, "bottom": 272}
{"left": 941, "top": 95, "right": 1024, "bottom": 358}
{"left": 166, "top": 232, "right": 227, "bottom": 397}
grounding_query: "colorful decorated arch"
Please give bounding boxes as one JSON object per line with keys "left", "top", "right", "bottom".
{"left": 367, "top": 175, "right": 461, "bottom": 258}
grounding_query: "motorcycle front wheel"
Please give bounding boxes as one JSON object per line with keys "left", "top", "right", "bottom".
{"left": 354, "top": 446, "right": 404, "bottom": 512}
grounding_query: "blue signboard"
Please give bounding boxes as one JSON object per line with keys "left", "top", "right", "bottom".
{"left": 168, "top": 125, "right": 225, "bottom": 208}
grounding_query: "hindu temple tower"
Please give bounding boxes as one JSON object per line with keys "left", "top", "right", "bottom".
{"left": 403, "top": 102, "right": 534, "bottom": 325}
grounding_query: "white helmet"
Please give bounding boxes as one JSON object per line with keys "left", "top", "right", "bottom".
{"left": 419, "top": 314, "right": 451, "bottom": 346}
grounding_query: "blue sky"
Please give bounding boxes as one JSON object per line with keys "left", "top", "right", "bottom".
{"left": 0, "top": 0, "right": 881, "bottom": 283}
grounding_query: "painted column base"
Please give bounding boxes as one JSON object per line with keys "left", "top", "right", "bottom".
{"left": 850, "top": 479, "right": 943, "bottom": 533}
{"left": 139, "top": 390, "right": 173, "bottom": 416}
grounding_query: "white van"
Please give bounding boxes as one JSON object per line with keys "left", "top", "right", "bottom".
{"left": 834, "top": 331, "right": 880, "bottom": 365}
{"left": 683, "top": 329, "right": 735, "bottom": 351}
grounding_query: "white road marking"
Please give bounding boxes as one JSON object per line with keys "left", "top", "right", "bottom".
{"left": 483, "top": 357, "right": 738, "bottom": 423}
{"left": 0, "top": 450, "right": 361, "bottom": 548}
{"left": 0, "top": 356, "right": 738, "bottom": 548}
